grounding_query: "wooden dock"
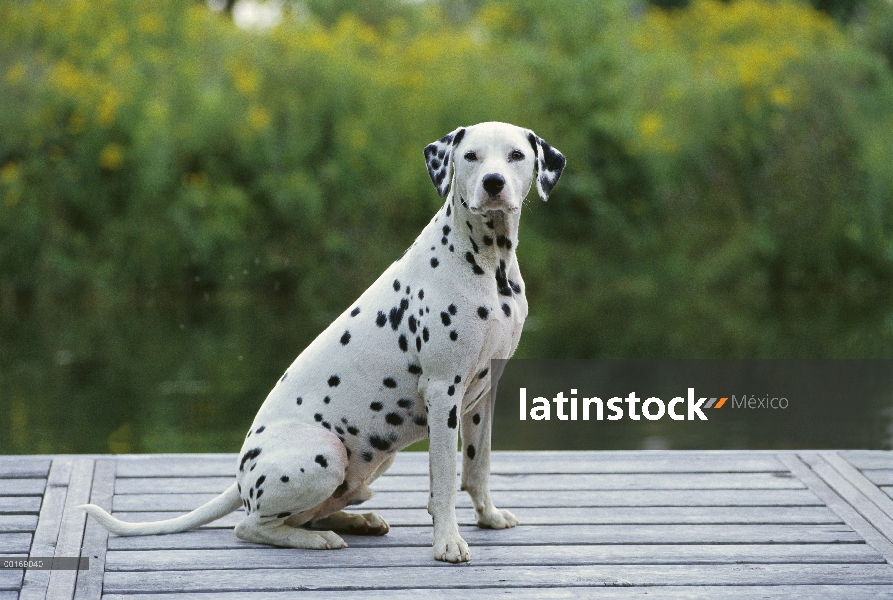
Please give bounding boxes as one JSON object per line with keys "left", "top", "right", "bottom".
{"left": 3, "top": 450, "right": 893, "bottom": 598}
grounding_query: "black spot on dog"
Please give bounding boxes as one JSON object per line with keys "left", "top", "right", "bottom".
{"left": 296, "top": 397, "right": 303, "bottom": 405}
{"left": 322, "top": 421, "right": 331, "bottom": 429}
{"left": 496, "top": 235, "right": 507, "bottom": 248}
{"left": 351, "top": 307, "right": 361, "bottom": 317}
{"left": 386, "top": 413, "right": 404, "bottom": 426}
{"left": 413, "top": 415, "right": 427, "bottom": 427}
{"left": 502, "top": 303, "right": 511, "bottom": 316}
{"left": 324, "top": 396, "right": 331, "bottom": 404}
{"left": 467, "top": 445, "right": 476, "bottom": 459}
{"left": 239, "top": 448, "right": 262, "bottom": 471}
{"left": 510, "top": 280, "right": 522, "bottom": 294}
{"left": 454, "top": 375, "right": 461, "bottom": 383}
{"left": 448, "top": 304, "right": 457, "bottom": 315}
{"left": 477, "top": 306, "right": 489, "bottom": 319}
{"left": 485, "top": 219, "right": 495, "bottom": 229}
{"left": 423, "top": 327, "right": 429, "bottom": 342}
{"left": 483, "top": 235, "right": 493, "bottom": 246}
{"left": 418, "top": 289, "right": 424, "bottom": 300}
{"left": 450, "top": 330, "right": 458, "bottom": 341}
{"left": 328, "top": 375, "right": 340, "bottom": 387}
{"left": 465, "top": 252, "right": 485, "bottom": 275}
{"left": 473, "top": 413, "right": 481, "bottom": 425}
{"left": 361, "top": 451, "right": 374, "bottom": 462}
{"left": 255, "top": 426, "right": 265, "bottom": 434}
{"left": 447, "top": 385, "right": 455, "bottom": 396}
{"left": 408, "top": 315, "right": 417, "bottom": 334}
{"left": 370, "top": 401, "right": 383, "bottom": 411}
{"left": 441, "top": 312, "right": 451, "bottom": 326}
{"left": 340, "top": 331, "right": 351, "bottom": 345}
{"left": 348, "top": 426, "right": 359, "bottom": 435}
{"left": 496, "top": 260, "right": 512, "bottom": 296}
{"left": 315, "top": 413, "right": 323, "bottom": 422}
{"left": 398, "top": 334, "right": 408, "bottom": 352}
{"left": 281, "top": 475, "right": 289, "bottom": 483}
{"left": 398, "top": 398, "right": 413, "bottom": 408}
{"left": 315, "top": 455, "right": 328, "bottom": 468}
{"left": 447, "top": 405, "right": 457, "bottom": 429}
{"left": 408, "top": 364, "right": 422, "bottom": 375}
{"left": 383, "top": 377, "right": 397, "bottom": 388}
{"left": 389, "top": 298, "right": 409, "bottom": 330}
{"left": 441, "top": 236, "right": 448, "bottom": 245}
{"left": 443, "top": 225, "right": 451, "bottom": 236}
{"left": 369, "top": 435, "right": 391, "bottom": 451}
{"left": 430, "top": 257, "right": 439, "bottom": 268}
{"left": 335, "top": 425, "right": 344, "bottom": 434}
{"left": 256, "top": 475, "right": 266, "bottom": 487}
{"left": 376, "top": 312, "right": 387, "bottom": 327}
{"left": 416, "top": 336, "right": 422, "bottom": 351}
{"left": 478, "top": 367, "right": 489, "bottom": 379}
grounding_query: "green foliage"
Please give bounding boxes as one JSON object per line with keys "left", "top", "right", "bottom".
{"left": 4, "top": 0, "right": 893, "bottom": 453}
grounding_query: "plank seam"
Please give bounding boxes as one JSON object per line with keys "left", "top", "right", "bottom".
{"left": 824, "top": 451, "right": 893, "bottom": 526}
{"left": 778, "top": 452, "right": 893, "bottom": 564}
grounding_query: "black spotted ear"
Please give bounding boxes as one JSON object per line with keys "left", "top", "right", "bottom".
{"left": 424, "top": 127, "right": 466, "bottom": 198}
{"left": 527, "top": 131, "right": 566, "bottom": 201}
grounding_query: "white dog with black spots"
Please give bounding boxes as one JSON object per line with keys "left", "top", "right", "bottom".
{"left": 82, "top": 121, "right": 566, "bottom": 563}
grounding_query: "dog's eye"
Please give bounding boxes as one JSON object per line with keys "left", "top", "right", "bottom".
{"left": 464, "top": 151, "right": 477, "bottom": 161}
{"left": 510, "top": 150, "right": 524, "bottom": 161}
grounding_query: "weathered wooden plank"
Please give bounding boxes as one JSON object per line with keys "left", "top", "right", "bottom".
{"left": 838, "top": 450, "right": 893, "bottom": 470}
{"left": 103, "top": 542, "right": 884, "bottom": 572}
{"left": 113, "top": 452, "right": 788, "bottom": 477}
{"left": 112, "top": 505, "right": 843, "bottom": 529}
{"left": 19, "top": 456, "right": 72, "bottom": 600}
{"left": 0, "top": 515, "right": 38, "bottom": 532}
{"left": 804, "top": 453, "right": 893, "bottom": 552}
{"left": 98, "top": 586, "right": 893, "bottom": 600}
{"left": 74, "top": 458, "right": 116, "bottom": 600}
{"left": 0, "top": 570, "right": 23, "bottom": 592}
{"left": 106, "top": 523, "right": 863, "bottom": 551}
{"left": 112, "top": 488, "right": 823, "bottom": 512}
{"left": 114, "top": 472, "right": 804, "bottom": 495}
{"left": 0, "top": 497, "right": 42, "bottom": 515}
{"left": 0, "top": 533, "right": 31, "bottom": 553}
{"left": 0, "top": 479, "right": 46, "bottom": 496}
{"left": 862, "top": 470, "right": 893, "bottom": 486}
{"left": 101, "top": 563, "right": 893, "bottom": 593}
{"left": 822, "top": 451, "right": 893, "bottom": 524}
{"left": 779, "top": 452, "right": 893, "bottom": 565}
{"left": 0, "top": 457, "right": 51, "bottom": 479}
{"left": 44, "top": 457, "right": 94, "bottom": 600}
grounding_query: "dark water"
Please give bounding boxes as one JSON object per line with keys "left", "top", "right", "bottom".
{"left": 2, "top": 302, "right": 891, "bottom": 455}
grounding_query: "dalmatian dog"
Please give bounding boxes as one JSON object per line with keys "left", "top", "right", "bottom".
{"left": 81, "top": 121, "right": 565, "bottom": 563}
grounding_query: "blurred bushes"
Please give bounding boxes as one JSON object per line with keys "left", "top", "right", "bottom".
{"left": 2, "top": 0, "right": 893, "bottom": 358}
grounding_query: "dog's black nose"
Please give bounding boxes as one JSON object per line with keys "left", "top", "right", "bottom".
{"left": 482, "top": 173, "right": 505, "bottom": 196}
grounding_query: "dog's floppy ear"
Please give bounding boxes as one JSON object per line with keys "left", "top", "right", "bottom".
{"left": 527, "top": 131, "right": 566, "bottom": 201}
{"left": 424, "top": 127, "right": 466, "bottom": 198}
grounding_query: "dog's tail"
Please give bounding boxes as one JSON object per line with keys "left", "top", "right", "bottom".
{"left": 80, "top": 482, "right": 241, "bottom": 536}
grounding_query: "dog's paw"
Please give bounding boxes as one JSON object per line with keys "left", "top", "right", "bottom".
{"left": 433, "top": 533, "right": 471, "bottom": 563}
{"left": 303, "top": 529, "right": 348, "bottom": 550}
{"left": 309, "top": 511, "right": 390, "bottom": 536}
{"left": 477, "top": 508, "right": 519, "bottom": 529}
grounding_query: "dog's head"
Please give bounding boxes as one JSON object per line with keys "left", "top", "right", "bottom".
{"left": 424, "top": 122, "right": 566, "bottom": 214}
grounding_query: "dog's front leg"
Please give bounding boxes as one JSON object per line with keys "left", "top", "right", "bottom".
{"left": 424, "top": 382, "right": 470, "bottom": 563}
{"left": 460, "top": 390, "right": 519, "bottom": 530}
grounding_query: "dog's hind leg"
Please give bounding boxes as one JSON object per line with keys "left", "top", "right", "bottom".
{"left": 307, "top": 452, "right": 396, "bottom": 535}
{"left": 234, "top": 421, "right": 350, "bottom": 549}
